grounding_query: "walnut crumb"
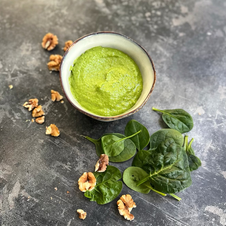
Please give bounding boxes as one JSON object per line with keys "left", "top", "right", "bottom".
{"left": 77, "top": 209, "right": 87, "bottom": 220}
{"left": 9, "top": 85, "right": 13, "bottom": 89}
{"left": 23, "top": 98, "right": 39, "bottom": 111}
{"left": 95, "top": 154, "right": 109, "bottom": 172}
{"left": 66, "top": 191, "right": 70, "bottom": 194}
{"left": 54, "top": 187, "right": 57, "bottom": 191}
{"left": 117, "top": 194, "right": 136, "bottom": 221}
{"left": 32, "top": 105, "right": 45, "bottom": 118}
{"left": 42, "top": 33, "right": 58, "bottom": 51}
{"left": 63, "top": 40, "right": 73, "bottom": 52}
{"left": 51, "top": 90, "right": 63, "bottom": 102}
{"left": 47, "top": 54, "right": 62, "bottom": 71}
{"left": 61, "top": 100, "right": 64, "bottom": 104}
{"left": 35, "top": 116, "right": 45, "bottom": 124}
{"left": 46, "top": 124, "right": 60, "bottom": 137}
{"left": 78, "top": 172, "right": 96, "bottom": 192}
{"left": 31, "top": 119, "right": 34, "bottom": 122}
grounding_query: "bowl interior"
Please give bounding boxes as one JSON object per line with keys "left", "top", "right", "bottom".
{"left": 60, "top": 32, "right": 155, "bottom": 118}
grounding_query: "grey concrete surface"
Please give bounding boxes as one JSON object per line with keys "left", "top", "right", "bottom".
{"left": 0, "top": 0, "right": 226, "bottom": 225}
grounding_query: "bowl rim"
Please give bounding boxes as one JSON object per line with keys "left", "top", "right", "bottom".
{"left": 59, "top": 31, "right": 156, "bottom": 121}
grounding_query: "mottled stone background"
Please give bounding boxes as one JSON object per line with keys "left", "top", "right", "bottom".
{"left": 0, "top": 0, "right": 226, "bottom": 225}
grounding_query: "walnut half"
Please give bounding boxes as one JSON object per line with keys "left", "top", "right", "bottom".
{"left": 46, "top": 124, "right": 60, "bottom": 137}
{"left": 78, "top": 172, "right": 96, "bottom": 192}
{"left": 35, "top": 116, "right": 45, "bottom": 124}
{"left": 117, "top": 194, "right": 136, "bottom": 221}
{"left": 47, "top": 55, "right": 62, "bottom": 71}
{"left": 32, "top": 105, "right": 45, "bottom": 118}
{"left": 23, "top": 98, "right": 39, "bottom": 111}
{"left": 63, "top": 40, "right": 73, "bottom": 52}
{"left": 51, "top": 90, "right": 63, "bottom": 102}
{"left": 77, "top": 209, "right": 87, "bottom": 220}
{"left": 95, "top": 154, "right": 109, "bottom": 172}
{"left": 42, "top": 33, "right": 58, "bottom": 51}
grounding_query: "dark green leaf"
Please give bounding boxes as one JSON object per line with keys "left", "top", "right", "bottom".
{"left": 123, "top": 166, "right": 151, "bottom": 194}
{"left": 149, "top": 129, "right": 184, "bottom": 149}
{"left": 84, "top": 133, "right": 137, "bottom": 162}
{"left": 101, "top": 130, "right": 141, "bottom": 157}
{"left": 125, "top": 120, "right": 150, "bottom": 151}
{"left": 84, "top": 166, "right": 122, "bottom": 205}
{"left": 152, "top": 108, "right": 193, "bottom": 133}
{"left": 133, "top": 138, "right": 192, "bottom": 193}
{"left": 186, "top": 138, "right": 201, "bottom": 171}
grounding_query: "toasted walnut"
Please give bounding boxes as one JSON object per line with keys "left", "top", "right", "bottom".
{"left": 35, "top": 116, "right": 45, "bottom": 124}
{"left": 77, "top": 209, "right": 87, "bottom": 220}
{"left": 23, "top": 98, "right": 39, "bottom": 111}
{"left": 47, "top": 54, "right": 62, "bottom": 71}
{"left": 78, "top": 172, "right": 96, "bottom": 192}
{"left": 32, "top": 105, "right": 45, "bottom": 117}
{"left": 95, "top": 154, "right": 109, "bottom": 172}
{"left": 42, "top": 33, "right": 58, "bottom": 51}
{"left": 117, "top": 194, "right": 136, "bottom": 221}
{"left": 46, "top": 124, "right": 60, "bottom": 137}
{"left": 63, "top": 40, "right": 73, "bottom": 52}
{"left": 51, "top": 90, "right": 63, "bottom": 102}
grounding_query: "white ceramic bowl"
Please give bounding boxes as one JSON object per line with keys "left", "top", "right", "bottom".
{"left": 60, "top": 31, "right": 156, "bottom": 121}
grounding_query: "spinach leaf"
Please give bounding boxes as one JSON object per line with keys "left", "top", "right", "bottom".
{"left": 84, "top": 166, "right": 122, "bottom": 205}
{"left": 82, "top": 136, "right": 104, "bottom": 156}
{"left": 133, "top": 138, "right": 192, "bottom": 193}
{"left": 184, "top": 136, "right": 201, "bottom": 171}
{"left": 83, "top": 133, "right": 137, "bottom": 162}
{"left": 149, "top": 129, "right": 184, "bottom": 149}
{"left": 125, "top": 120, "right": 150, "bottom": 151}
{"left": 101, "top": 130, "right": 141, "bottom": 157}
{"left": 152, "top": 108, "right": 193, "bottom": 133}
{"left": 123, "top": 166, "right": 151, "bottom": 194}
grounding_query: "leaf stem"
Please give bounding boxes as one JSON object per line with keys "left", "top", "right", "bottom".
{"left": 117, "top": 130, "right": 142, "bottom": 143}
{"left": 187, "top": 138, "right": 194, "bottom": 150}
{"left": 81, "top": 135, "right": 98, "bottom": 144}
{"left": 136, "top": 175, "right": 150, "bottom": 186}
{"left": 183, "top": 135, "right": 188, "bottom": 151}
{"left": 169, "top": 193, "right": 181, "bottom": 201}
{"left": 152, "top": 107, "right": 165, "bottom": 114}
{"left": 145, "top": 185, "right": 167, "bottom": 196}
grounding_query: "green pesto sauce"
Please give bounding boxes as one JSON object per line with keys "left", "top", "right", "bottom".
{"left": 69, "top": 46, "right": 143, "bottom": 116}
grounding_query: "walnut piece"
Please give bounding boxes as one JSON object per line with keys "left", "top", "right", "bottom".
{"left": 23, "top": 98, "right": 39, "bottom": 111}
{"left": 35, "top": 116, "right": 45, "bottom": 124}
{"left": 46, "top": 124, "right": 60, "bottom": 137}
{"left": 51, "top": 90, "right": 63, "bottom": 102}
{"left": 95, "top": 154, "right": 109, "bottom": 172}
{"left": 32, "top": 105, "right": 45, "bottom": 117}
{"left": 77, "top": 209, "right": 87, "bottom": 220}
{"left": 42, "top": 33, "right": 58, "bottom": 51}
{"left": 9, "top": 85, "right": 13, "bottom": 89}
{"left": 63, "top": 40, "right": 73, "bottom": 52}
{"left": 78, "top": 172, "right": 96, "bottom": 192}
{"left": 117, "top": 194, "right": 136, "bottom": 221}
{"left": 47, "top": 54, "right": 62, "bottom": 71}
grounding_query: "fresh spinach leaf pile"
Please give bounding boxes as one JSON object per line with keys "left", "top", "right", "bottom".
{"left": 83, "top": 108, "right": 201, "bottom": 203}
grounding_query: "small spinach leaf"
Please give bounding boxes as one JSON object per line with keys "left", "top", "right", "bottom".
{"left": 83, "top": 133, "right": 137, "bottom": 162}
{"left": 184, "top": 137, "right": 201, "bottom": 171}
{"left": 149, "top": 129, "right": 184, "bottom": 149}
{"left": 101, "top": 130, "right": 141, "bottom": 157}
{"left": 84, "top": 166, "right": 122, "bottom": 205}
{"left": 125, "top": 120, "right": 150, "bottom": 151}
{"left": 133, "top": 138, "right": 192, "bottom": 193}
{"left": 152, "top": 108, "right": 193, "bottom": 133}
{"left": 123, "top": 166, "right": 151, "bottom": 194}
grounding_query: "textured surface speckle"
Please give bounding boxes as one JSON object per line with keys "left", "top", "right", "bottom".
{"left": 0, "top": 0, "right": 226, "bottom": 225}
